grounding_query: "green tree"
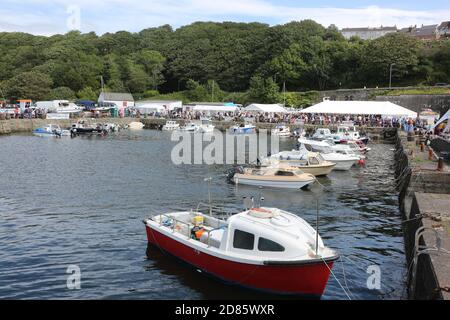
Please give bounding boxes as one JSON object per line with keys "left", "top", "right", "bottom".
{"left": 248, "top": 76, "right": 281, "bottom": 103}
{"left": 5, "top": 70, "right": 53, "bottom": 100}
{"left": 361, "top": 33, "right": 422, "bottom": 86}
{"left": 77, "top": 86, "right": 99, "bottom": 101}
{"left": 49, "top": 86, "right": 76, "bottom": 100}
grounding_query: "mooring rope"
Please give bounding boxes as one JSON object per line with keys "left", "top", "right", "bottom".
{"left": 321, "top": 257, "right": 352, "bottom": 300}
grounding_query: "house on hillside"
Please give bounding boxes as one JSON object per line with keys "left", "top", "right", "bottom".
{"left": 437, "top": 21, "right": 450, "bottom": 39}
{"left": 340, "top": 26, "right": 397, "bottom": 40}
{"left": 401, "top": 24, "right": 439, "bottom": 41}
{"left": 98, "top": 92, "right": 135, "bottom": 109}
{"left": 98, "top": 92, "right": 135, "bottom": 117}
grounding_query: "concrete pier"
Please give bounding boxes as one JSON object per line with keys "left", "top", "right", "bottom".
{"left": 0, "top": 118, "right": 136, "bottom": 135}
{"left": 395, "top": 131, "right": 450, "bottom": 299}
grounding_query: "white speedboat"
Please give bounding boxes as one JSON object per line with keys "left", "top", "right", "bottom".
{"left": 312, "top": 128, "right": 333, "bottom": 140}
{"left": 144, "top": 206, "right": 338, "bottom": 297}
{"left": 271, "top": 125, "right": 291, "bottom": 137}
{"left": 265, "top": 150, "right": 336, "bottom": 176}
{"left": 33, "top": 124, "right": 70, "bottom": 137}
{"left": 179, "top": 122, "right": 199, "bottom": 132}
{"left": 198, "top": 119, "right": 215, "bottom": 133}
{"left": 233, "top": 166, "right": 316, "bottom": 189}
{"left": 229, "top": 123, "right": 256, "bottom": 134}
{"left": 298, "top": 138, "right": 360, "bottom": 171}
{"left": 162, "top": 120, "right": 180, "bottom": 131}
{"left": 335, "top": 126, "right": 369, "bottom": 145}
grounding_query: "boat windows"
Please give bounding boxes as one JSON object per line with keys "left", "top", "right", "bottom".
{"left": 258, "top": 237, "right": 285, "bottom": 252}
{"left": 309, "top": 157, "right": 320, "bottom": 165}
{"left": 274, "top": 171, "right": 294, "bottom": 176}
{"left": 233, "top": 229, "right": 255, "bottom": 250}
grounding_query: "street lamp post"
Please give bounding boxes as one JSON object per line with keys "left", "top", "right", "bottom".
{"left": 389, "top": 63, "right": 396, "bottom": 89}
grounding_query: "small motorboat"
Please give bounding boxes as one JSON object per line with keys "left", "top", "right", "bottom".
{"left": 33, "top": 124, "right": 70, "bottom": 137}
{"left": 179, "top": 122, "right": 199, "bottom": 132}
{"left": 271, "top": 125, "right": 291, "bottom": 137}
{"left": 232, "top": 166, "right": 316, "bottom": 189}
{"left": 70, "top": 121, "right": 107, "bottom": 135}
{"left": 144, "top": 206, "right": 338, "bottom": 297}
{"left": 336, "top": 126, "right": 369, "bottom": 145}
{"left": 265, "top": 150, "right": 336, "bottom": 176}
{"left": 298, "top": 138, "right": 360, "bottom": 171}
{"left": 128, "top": 121, "right": 145, "bottom": 130}
{"left": 198, "top": 119, "right": 215, "bottom": 133}
{"left": 162, "top": 120, "right": 180, "bottom": 131}
{"left": 229, "top": 123, "right": 256, "bottom": 134}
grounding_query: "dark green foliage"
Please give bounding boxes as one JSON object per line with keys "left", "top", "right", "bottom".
{"left": 0, "top": 21, "right": 448, "bottom": 102}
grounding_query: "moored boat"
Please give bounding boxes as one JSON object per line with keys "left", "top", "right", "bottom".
{"left": 179, "top": 122, "right": 199, "bottom": 132}
{"left": 229, "top": 123, "right": 256, "bottom": 134}
{"left": 298, "top": 138, "right": 360, "bottom": 171}
{"left": 198, "top": 119, "right": 215, "bottom": 133}
{"left": 33, "top": 124, "right": 70, "bottom": 137}
{"left": 233, "top": 166, "right": 316, "bottom": 189}
{"left": 162, "top": 120, "right": 180, "bottom": 131}
{"left": 144, "top": 206, "right": 338, "bottom": 296}
{"left": 271, "top": 125, "right": 291, "bottom": 137}
{"left": 265, "top": 150, "right": 336, "bottom": 176}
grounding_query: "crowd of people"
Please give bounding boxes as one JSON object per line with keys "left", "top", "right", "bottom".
{"left": 141, "top": 109, "right": 437, "bottom": 130}
{"left": 1, "top": 104, "right": 442, "bottom": 133}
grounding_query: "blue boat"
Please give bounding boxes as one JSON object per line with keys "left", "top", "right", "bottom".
{"left": 229, "top": 123, "right": 256, "bottom": 134}
{"left": 33, "top": 124, "right": 70, "bottom": 137}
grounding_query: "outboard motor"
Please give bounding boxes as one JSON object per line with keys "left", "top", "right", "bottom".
{"left": 226, "top": 166, "right": 244, "bottom": 182}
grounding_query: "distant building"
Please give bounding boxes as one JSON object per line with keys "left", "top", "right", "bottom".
{"left": 341, "top": 26, "right": 397, "bottom": 40}
{"left": 401, "top": 24, "right": 439, "bottom": 41}
{"left": 98, "top": 92, "right": 135, "bottom": 109}
{"left": 437, "top": 21, "right": 450, "bottom": 39}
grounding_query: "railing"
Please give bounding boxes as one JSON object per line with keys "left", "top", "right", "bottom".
{"left": 159, "top": 214, "right": 191, "bottom": 238}
{"left": 157, "top": 213, "right": 225, "bottom": 248}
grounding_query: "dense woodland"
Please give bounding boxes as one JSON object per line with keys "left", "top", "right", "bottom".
{"left": 0, "top": 20, "right": 449, "bottom": 107}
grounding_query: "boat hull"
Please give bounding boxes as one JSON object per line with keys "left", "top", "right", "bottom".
{"left": 233, "top": 174, "right": 314, "bottom": 189}
{"left": 145, "top": 226, "right": 334, "bottom": 296}
{"left": 278, "top": 162, "right": 335, "bottom": 176}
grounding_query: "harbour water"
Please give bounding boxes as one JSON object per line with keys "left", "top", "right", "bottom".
{"left": 0, "top": 130, "right": 407, "bottom": 299}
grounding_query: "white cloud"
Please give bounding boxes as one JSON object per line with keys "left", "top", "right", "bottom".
{"left": 0, "top": 0, "right": 448, "bottom": 35}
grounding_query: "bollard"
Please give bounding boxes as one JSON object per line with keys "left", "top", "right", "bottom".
{"left": 437, "top": 157, "right": 444, "bottom": 171}
{"left": 420, "top": 143, "right": 424, "bottom": 152}
{"left": 428, "top": 148, "right": 434, "bottom": 161}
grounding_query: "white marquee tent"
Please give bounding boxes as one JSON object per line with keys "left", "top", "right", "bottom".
{"left": 191, "top": 104, "right": 240, "bottom": 113}
{"left": 135, "top": 100, "right": 182, "bottom": 113}
{"left": 301, "top": 101, "right": 417, "bottom": 118}
{"left": 244, "top": 104, "right": 288, "bottom": 113}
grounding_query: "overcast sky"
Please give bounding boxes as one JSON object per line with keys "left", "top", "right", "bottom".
{"left": 1, "top": 0, "right": 449, "bottom": 35}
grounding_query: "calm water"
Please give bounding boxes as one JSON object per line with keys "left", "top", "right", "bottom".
{"left": 0, "top": 130, "right": 407, "bottom": 300}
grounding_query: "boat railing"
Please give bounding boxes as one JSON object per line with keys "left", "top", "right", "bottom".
{"left": 204, "top": 227, "right": 225, "bottom": 248}
{"left": 159, "top": 214, "right": 191, "bottom": 238}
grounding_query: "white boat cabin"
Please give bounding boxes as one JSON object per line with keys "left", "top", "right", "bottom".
{"left": 149, "top": 208, "right": 330, "bottom": 261}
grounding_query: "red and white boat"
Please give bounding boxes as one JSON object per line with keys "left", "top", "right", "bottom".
{"left": 144, "top": 206, "right": 339, "bottom": 297}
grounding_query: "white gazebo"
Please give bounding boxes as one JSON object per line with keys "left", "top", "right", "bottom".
{"left": 244, "top": 104, "right": 288, "bottom": 113}
{"left": 300, "top": 101, "right": 417, "bottom": 118}
{"left": 135, "top": 100, "right": 182, "bottom": 114}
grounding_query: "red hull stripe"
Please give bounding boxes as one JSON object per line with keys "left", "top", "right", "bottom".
{"left": 146, "top": 226, "right": 333, "bottom": 296}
